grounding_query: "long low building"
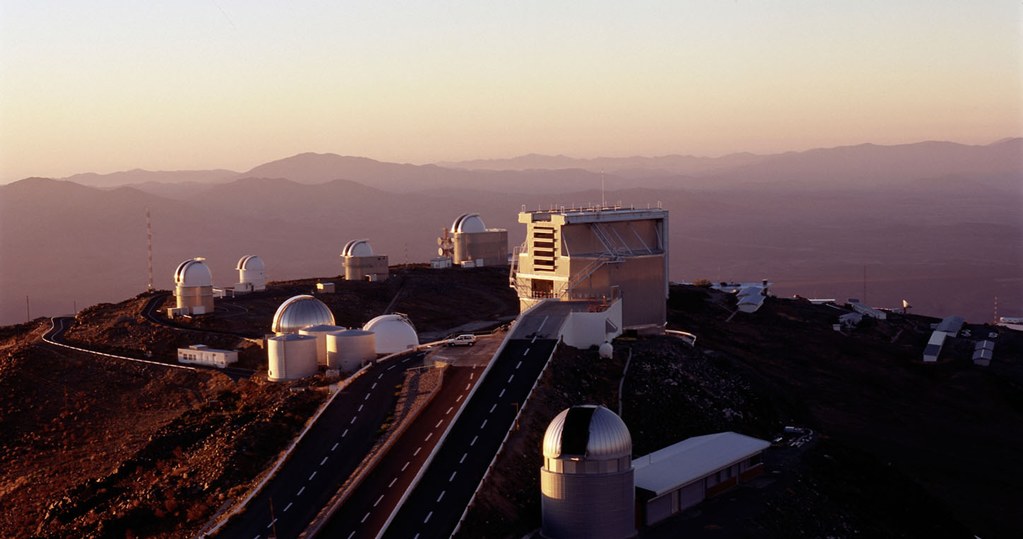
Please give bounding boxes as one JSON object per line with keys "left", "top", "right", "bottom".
{"left": 633, "top": 431, "right": 770, "bottom": 526}
{"left": 177, "top": 344, "right": 238, "bottom": 368}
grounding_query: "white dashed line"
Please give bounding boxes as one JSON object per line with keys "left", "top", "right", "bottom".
{"left": 297, "top": 486, "right": 306, "bottom": 496}
{"left": 266, "top": 519, "right": 276, "bottom": 529}
{"left": 449, "top": 471, "right": 458, "bottom": 482}
{"left": 378, "top": 373, "right": 385, "bottom": 379}
{"left": 358, "top": 404, "right": 364, "bottom": 412}
{"left": 523, "top": 348, "right": 530, "bottom": 356}
{"left": 425, "top": 432, "right": 433, "bottom": 441}
{"left": 320, "top": 456, "right": 328, "bottom": 466}
{"left": 508, "top": 374, "right": 515, "bottom": 383}
{"left": 362, "top": 512, "right": 371, "bottom": 523}
{"left": 414, "top": 446, "right": 422, "bottom": 456}
{"left": 460, "top": 452, "right": 468, "bottom": 464}
{"left": 350, "top": 416, "right": 357, "bottom": 424}
{"left": 471, "top": 435, "right": 478, "bottom": 446}
{"left": 469, "top": 372, "right": 474, "bottom": 380}
{"left": 489, "top": 403, "right": 496, "bottom": 414}
{"left": 371, "top": 382, "right": 378, "bottom": 389}
{"left": 374, "top": 494, "right": 384, "bottom": 507}
{"left": 435, "top": 419, "right": 443, "bottom": 428}
{"left": 465, "top": 383, "right": 471, "bottom": 391}
{"left": 456, "top": 395, "right": 464, "bottom": 403}
{"left": 446, "top": 406, "right": 453, "bottom": 415}
{"left": 516, "top": 360, "right": 522, "bottom": 369}
{"left": 499, "top": 388, "right": 506, "bottom": 398}
{"left": 481, "top": 419, "right": 488, "bottom": 429}
{"left": 309, "top": 471, "right": 317, "bottom": 481}
{"left": 332, "top": 442, "right": 339, "bottom": 452}
{"left": 402, "top": 461, "right": 411, "bottom": 471}
{"left": 347, "top": 531, "right": 356, "bottom": 539}
{"left": 424, "top": 511, "right": 433, "bottom": 523}
{"left": 437, "top": 490, "right": 446, "bottom": 502}
{"left": 389, "top": 477, "right": 398, "bottom": 488}
{"left": 531, "top": 334, "right": 538, "bottom": 343}
{"left": 364, "top": 393, "right": 370, "bottom": 400}
{"left": 342, "top": 429, "right": 349, "bottom": 438}
{"left": 387, "top": 365, "right": 395, "bottom": 371}
{"left": 283, "top": 502, "right": 293, "bottom": 513}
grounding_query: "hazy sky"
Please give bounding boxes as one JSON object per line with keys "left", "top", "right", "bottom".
{"left": 1, "top": 1, "right": 1020, "bottom": 181}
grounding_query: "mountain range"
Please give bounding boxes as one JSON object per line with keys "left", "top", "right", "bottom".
{"left": 1, "top": 139, "right": 1020, "bottom": 326}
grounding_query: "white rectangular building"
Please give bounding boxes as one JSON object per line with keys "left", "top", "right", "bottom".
{"left": 633, "top": 432, "right": 770, "bottom": 526}
{"left": 177, "top": 344, "right": 238, "bottom": 368}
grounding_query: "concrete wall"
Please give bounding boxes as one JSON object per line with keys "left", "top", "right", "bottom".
{"left": 559, "top": 299, "right": 623, "bottom": 349}
{"left": 344, "top": 255, "right": 389, "bottom": 281}
{"left": 540, "top": 466, "right": 636, "bottom": 539}
{"left": 454, "top": 229, "right": 508, "bottom": 266}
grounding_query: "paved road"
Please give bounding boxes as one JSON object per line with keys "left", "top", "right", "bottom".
{"left": 41, "top": 317, "right": 199, "bottom": 372}
{"left": 216, "top": 353, "right": 424, "bottom": 539}
{"left": 316, "top": 366, "right": 481, "bottom": 539}
{"left": 380, "top": 338, "right": 557, "bottom": 539}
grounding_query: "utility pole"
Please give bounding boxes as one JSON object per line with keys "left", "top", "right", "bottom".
{"left": 146, "top": 208, "right": 154, "bottom": 291}
{"left": 25, "top": 295, "right": 30, "bottom": 322}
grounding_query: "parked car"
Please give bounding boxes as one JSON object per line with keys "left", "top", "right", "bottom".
{"left": 448, "top": 334, "right": 477, "bottom": 347}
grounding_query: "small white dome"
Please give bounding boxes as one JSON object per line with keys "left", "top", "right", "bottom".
{"left": 542, "top": 405, "right": 631, "bottom": 460}
{"left": 451, "top": 213, "right": 487, "bottom": 234}
{"left": 363, "top": 313, "right": 418, "bottom": 355}
{"left": 272, "top": 295, "right": 335, "bottom": 334}
{"left": 236, "top": 255, "right": 265, "bottom": 271}
{"left": 174, "top": 258, "right": 213, "bottom": 287}
{"left": 342, "top": 239, "right": 374, "bottom": 257}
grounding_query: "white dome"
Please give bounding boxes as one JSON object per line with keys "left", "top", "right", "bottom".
{"left": 236, "top": 255, "right": 265, "bottom": 271}
{"left": 363, "top": 313, "right": 418, "bottom": 355}
{"left": 543, "top": 405, "right": 631, "bottom": 460}
{"left": 174, "top": 258, "right": 213, "bottom": 287}
{"left": 342, "top": 239, "right": 374, "bottom": 257}
{"left": 452, "top": 213, "right": 487, "bottom": 234}
{"left": 272, "top": 295, "right": 335, "bottom": 334}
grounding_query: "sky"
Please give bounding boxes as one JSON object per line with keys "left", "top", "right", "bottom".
{"left": 1, "top": 1, "right": 1020, "bottom": 182}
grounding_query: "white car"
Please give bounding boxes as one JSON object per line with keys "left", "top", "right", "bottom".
{"left": 448, "top": 334, "right": 477, "bottom": 347}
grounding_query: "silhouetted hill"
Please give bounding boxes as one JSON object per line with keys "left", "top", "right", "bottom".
{"left": 63, "top": 168, "right": 237, "bottom": 188}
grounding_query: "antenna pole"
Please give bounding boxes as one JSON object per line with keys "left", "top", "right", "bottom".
{"left": 601, "top": 171, "right": 606, "bottom": 208}
{"left": 862, "top": 265, "right": 867, "bottom": 304}
{"left": 146, "top": 208, "right": 154, "bottom": 291}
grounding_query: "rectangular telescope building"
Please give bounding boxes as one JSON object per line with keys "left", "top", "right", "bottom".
{"left": 510, "top": 205, "right": 669, "bottom": 329}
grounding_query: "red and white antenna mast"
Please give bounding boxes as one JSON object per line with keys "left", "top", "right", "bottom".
{"left": 146, "top": 208, "right": 154, "bottom": 291}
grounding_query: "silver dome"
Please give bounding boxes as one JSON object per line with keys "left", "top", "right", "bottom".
{"left": 236, "top": 255, "right": 265, "bottom": 271}
{"left": 271, "top": 295, "right": 335, "bottom": 334}
{"left": 341, "top": 239, "right": 374, "bottom": 257}
{"left": 451, "top": 213, "right": 487, "bottom": 234}
{"left": 542, "top": 405, "right": 631, "bottom": 460}
{"left": 174, "top": 257, "right": 213, "bottom": 287}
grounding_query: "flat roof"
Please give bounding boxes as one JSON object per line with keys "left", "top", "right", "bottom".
{"left": 633, "top": 432, "right": 770, "bottom": 496}
{"left": 936, "top": 315, "right": 965, "bottom": 334}
{"left": 519, "top": 205, "right": 667, "bottom": 225}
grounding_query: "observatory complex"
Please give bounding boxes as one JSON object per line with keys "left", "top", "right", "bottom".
{"left": 171, "top": 257, "right": 215, "bottom": 316}
{"left": 439, "top": 213, "right": 509, "bottom": 267}
{"left": 341, "top": 239, "right": 389, "bottom": 281}
{"left": 510, "top": 205, "right": 669, "bottom": 329}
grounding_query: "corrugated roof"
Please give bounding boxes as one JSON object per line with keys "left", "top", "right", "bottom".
{"left": 633, "top": 432, "right": 770, "bottom": 496}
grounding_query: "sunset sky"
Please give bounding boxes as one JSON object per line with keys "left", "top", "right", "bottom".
{"left": 1, "top": 1, "right": 1020, "bottom": 182}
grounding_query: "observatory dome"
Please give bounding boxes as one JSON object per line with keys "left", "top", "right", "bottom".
{"left": 272, "top": 295, "right": 335, "bottom": 334}
{"left": 543, "top": 405, "right": 632, "bottom": 460}
{"left": 174, "top": 258, "right": 213, "bottom": 287}
{"left": 342, "top": 239, "right": 374, "bottom": 257}
{"left": 452, "top": 213, "right": 487, "bottom": 234}
{"left": 363, "top": 313, "right": 419, "bottom": 354}
{"left": 236, "top": 255, "right": 265, "bottom": 272}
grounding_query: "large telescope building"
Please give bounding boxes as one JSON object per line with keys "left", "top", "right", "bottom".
{"left": 510, "top": 205, "right": 669, "bottom": 329}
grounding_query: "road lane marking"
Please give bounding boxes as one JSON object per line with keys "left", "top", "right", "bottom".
{"left": 489, "top": 403, "right": 497, "bottom": 413}
{"left": 499, "top": 388, "right": 506, "bottom": 398}
{"left": 465, "top": 383, "right": 471, "bottom": 391}
{"left": 332, "top": 442, "right": 339, "bottom": 452}
{"left": 481, "top": 419, "right": 488, "bottom": 429}
{"left": 449, "top": 471, "right": 458, "bottom": 482}
{"left": 531, "top": 334, "right": 538, "bottom": 343}
{"left": 309, "top": 471, "right": 317, "bottom": 480}
{"left": 388, "top": 477, "right": 398, "bottom": 488}
{"left": 362, "top": 512, "right": 371, "bottom": 523}
{"left": 437, "top": 491, "right": 445, "bottom": 502}
{"left": 469, "top": 372, "right": 474, "bottom": 379}
{"left": 471, "top": 435, "right": 478, "bottom": 446}
{"left": 425, "top": 432, "right": 433, "bottom": 441}
{"left": 460, "top": 453, "right": 467, "bottom": 464}
{"left": 402, "top": 357, "right": 412, "bottom": 363}
{"left": 266, "top": 519, "right": 276, "bottom": 529}
{"left": 523, "top": 348, "right": 530, "bottom": 356}
{"left": 446, "top": 406, "right": 453, "bottom": 415}
{"left": 364, "top": 393, "right": 370, "bottom": 400}
{"left": 537, "top": 315, "right": 549, "bottom": 332}
{"left": 347, "top": 532, "right": 356, "bottom": 539}
{"left": 424, "top": 511, "right": 433, "bottom": 523}
{"left": 358, "top": 404, "right": 364, "bottom": 411}
{"left": 414, "top": 446, "right": 422, "bottom": 456}
{"left": 516, "top": 360, "right": 522, "bottom": 369}
{"left": 387, "top": 365, "right": 395, "bottom": 371}
{"left": 297, "top": 486, "right": 305, "bottom": 496}
{"left": 350, "top": 416, "right": 357, "bottom": 424}
{"left": 371, "top": 382, "right": 378, "bottom": 389}
{"left": 320, "top": 456, "right": 328, "bottom": 466}
{"left": 456, "top": 395, "right": 464, "bottom": 403}
{"left": 378, "top": 372, "right": 385, "bottom": 379}
{"left": 374, "top": 494, "right": 384, "bottom": 507}
{"left": 342, "top": 429, "right": 349, "bottom": 438}
{"left": 283, "top": 502, "right": 293, "bottom": 513}
{"left": 435, "top": 419, "right": 443, "bottom": 428}
{"left": 402, "top": 461, "right": 411, "bottom": 471}
{"left": 508, "top": 374, "right": 515, "bottom": 383}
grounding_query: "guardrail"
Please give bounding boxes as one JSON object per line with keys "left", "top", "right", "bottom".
{"left": 43, "top": 318, "right": 197, "bottom": 372}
